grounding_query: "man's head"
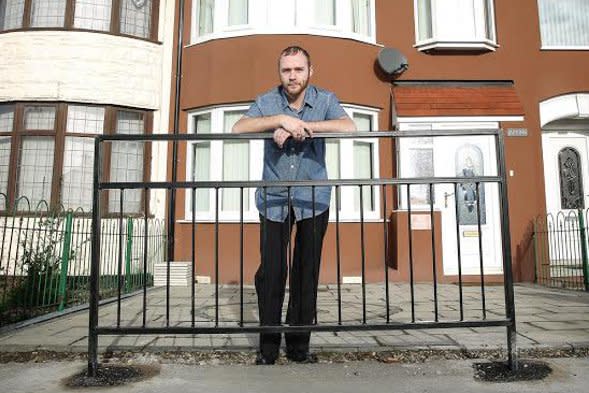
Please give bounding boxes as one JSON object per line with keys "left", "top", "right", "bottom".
{"left": 278, "top": 46, "right": 313, "bottom": 100}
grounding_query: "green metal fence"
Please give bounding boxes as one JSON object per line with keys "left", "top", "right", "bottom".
{"left": 533, "top": 210, "right": 589, "bottom": 291}
{"left": 0, "top": 197, "right": 166, "bottom": 327}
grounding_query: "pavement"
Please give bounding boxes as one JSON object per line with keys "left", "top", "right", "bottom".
{"left": 0, "top": 283, "right": 588, "bottom": 354}
{"left": 1, "top": 283, "right": 589, "bottom": 392}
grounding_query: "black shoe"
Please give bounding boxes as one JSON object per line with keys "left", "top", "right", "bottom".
{"left": 255, "top": 353, "right": 276, "bottom": 365}
{"left": 286, "top": 351, "right": 318, "bottom": 364}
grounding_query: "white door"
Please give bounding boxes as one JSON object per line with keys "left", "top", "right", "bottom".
{"left": 541, "top": 132, "right": 589, "bottom": 271}
{"left": 433, "top": 132, "right": 503, "bottom": 275}
{"left": 398, "top": 122, "right": 503, "bottom": 276}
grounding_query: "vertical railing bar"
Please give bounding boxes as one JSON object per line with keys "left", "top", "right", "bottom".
{"left": 191, "top": 187, "right": 196, "bottom": 328}
{"left": 143, "top": 189, "right": 149, "bottom": 328}
{"left": 475, "top": 181, "right": 487, "bottom": 320}
{"left": 359, "top": 185, "right": 366, "bottom": 324}
{"left": 166, "top": 187, "right": 171, "bottom": 328}
{"left": 382, "top": 184, "right": 390, "bottom": 323}
{"left": 262, "top": 186, "right": 268, "bottom": 329}
{"left": 453, "top": 182, "right": 464, "bottom": 321}
{"left": 117, "top": 189, "right": 124, "bottom": 328}
{"left": 429, "top": 183, "right": 438, "bottom": 322}
{"left": 239, "top": 186, "right": 244, "bottom": 327}
{"left": 406, "top": 184, "right": 416, "bottom": 322}
{"left": 335, "top": 185, "right": 342, "bottom": 325}
{"left": 215, "top": 187, "right": 219, "bottom": 327}
{"left": 287, "top": 186, "right": 293, "bottom": 327}
{"left": 312, "top": 186, "right": 318, "bottom": 325}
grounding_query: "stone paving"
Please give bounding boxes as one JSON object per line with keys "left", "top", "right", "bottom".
{"left": 0, "top": 283, "right": 588, "bottom": 353}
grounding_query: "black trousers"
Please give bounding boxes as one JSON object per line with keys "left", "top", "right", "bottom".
{"left": 255, "top": 209, "right": 329, "bottom": 360}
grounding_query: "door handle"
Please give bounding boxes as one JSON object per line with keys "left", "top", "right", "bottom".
{"left": 444, "top": 192, "right": 454, "bottom": 208}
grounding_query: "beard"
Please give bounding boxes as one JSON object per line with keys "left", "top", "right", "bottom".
{"left": 283, "top": 75, "right": 310, "bottom": 99}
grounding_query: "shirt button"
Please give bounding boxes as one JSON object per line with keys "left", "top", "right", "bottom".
{"left": 290, "top": 164, "right": 294, "bottom": 169}
{"left": 291, "top": 147, "right": 295, "bottom": 152}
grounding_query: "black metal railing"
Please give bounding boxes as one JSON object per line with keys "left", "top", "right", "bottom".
{"left": 0, "top": 197, "right": 166, "bottom": 327}
{"left": 533, "top": 210, "right": 589, "bottom": 291}
{"left": 88, "top": 129, "right": 517, "bottom": 374}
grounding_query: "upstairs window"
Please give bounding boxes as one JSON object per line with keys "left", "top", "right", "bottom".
{"left": 192, "top": 0, "right": 375, "bottom": 44}
{"left": 414, "top": 0, "right": 497, "bottom": 51}
{"left": 538, "top": 0, "right": 589, "bottom": 49}
{"left": 0, "top": 0, "right": 159, "bottom": 41}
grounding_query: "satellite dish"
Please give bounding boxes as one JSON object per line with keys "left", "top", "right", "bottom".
{"left": 377, "top": 48, "right": 408, "bottom": 76}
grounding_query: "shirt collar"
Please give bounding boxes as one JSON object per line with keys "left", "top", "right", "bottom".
{"left": 279, "top": 85, "right": 317, "bottom": 111}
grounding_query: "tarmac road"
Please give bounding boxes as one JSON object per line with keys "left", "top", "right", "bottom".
{"left": 1, "top": 357, "right": 588, "bottom": 393}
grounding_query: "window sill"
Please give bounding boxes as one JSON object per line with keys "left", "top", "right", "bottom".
{"left": 0, "top": 27, "right": 161, "bottom": 45}
{"left": 188, "top": 28, "right": 379, "bottom": 48}
{"left": 540, "top": 46, "right": 589, "bottom": 51}
{"left": 414, "top": 39, "right": 498, "bottom": 52}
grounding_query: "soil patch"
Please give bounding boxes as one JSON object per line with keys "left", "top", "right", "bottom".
{"left": 63, "top": 364, "right": 160, "bottom": 388}
{"left": 473, "top": 360, "right": 552, "bottom": 383}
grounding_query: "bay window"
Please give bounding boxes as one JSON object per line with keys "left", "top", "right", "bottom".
{"left": 192, "top": 0, "right": 375, "bottom": 44}
{"left": 0, "top": 0, "right": 159, "bottom": 41}
{"left": 0, "top": 102, "right": 151, "bottom": 213}
{"left": 186, "top": 105, "right": 379, "bottom": 221}
{"left": 414, "top": 0, "right": 497, "bottom": 51}
{"left": 538, "top": 0, "right": 589, "bottom": 48}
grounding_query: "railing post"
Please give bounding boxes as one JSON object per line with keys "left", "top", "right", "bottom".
{"left": 125, "top": 218, "right": 133, "bottom": 293}
{"left": 495, "top": 130, "right": 518, "bottom": 371}
{"left": 532, "top": 217, "right": 538, "bottom": 284}
{"left": 577, "top": 210, "right": 589, "bottom": 291}
{"left": 57, "top": 212, "right": 74, "bottom": 312}
{"left": 88, "top": 137, "right": 102, "bottom": 377}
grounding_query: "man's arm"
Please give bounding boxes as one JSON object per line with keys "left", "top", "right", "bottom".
{"left": 306, "top": 115, "right": 357, "bottom": 135}
{"left": 232, "top": 114, "right": 307, "bottom": 135}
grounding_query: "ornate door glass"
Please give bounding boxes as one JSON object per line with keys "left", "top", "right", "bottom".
{"left": 456, "top": 144, "right": 486, "bottom": 225}
{"left": 558, "top": 147, "right": 585, "bottom": 210}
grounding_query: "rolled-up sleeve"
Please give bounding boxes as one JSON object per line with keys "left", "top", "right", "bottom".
{"left": 325, "top": 93, "right": 348, "bottom": 120}
{"left": 245, "top": 100, "right": 263, "bottom": 118}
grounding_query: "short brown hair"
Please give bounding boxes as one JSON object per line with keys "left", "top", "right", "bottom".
{"left": 279, "top": 46, "right": 311, "bottom": 67}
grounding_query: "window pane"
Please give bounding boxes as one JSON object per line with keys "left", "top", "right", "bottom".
{"left": 194, "top": 113, "right": 211, "bottom": 134}
{"left": 30, "top": 0, "right": 66, "bottom": 27}
{"left": 416, "top": 0, "right": 432, "bottom": 41}
{"left": 0, "top": 0, "right": 25, "bottom": 30}
{"left": 315, "top": 0, "right": 335, "bottom": 25}
{"left": 222, "top": 110, "right": 248, "bottom": 210}
{"left": 109, "top": 111, "right": 144, "bottom": 213}
{"left": 0, "top": 105, "right": 15, "bottom": 132}
{"left": 24, "top": 105, "right": 56, "bottom": 130}
{"left": 0, "top": 137, "right": 11, "bottom": 209}
{"left": 353, "top": 141, "right": 373, "bottom": 211}
{"left": 407, "top": 148, "right": 433, "bottom": 206}
{"left": 74, "top": 0, "right": 112, "bottom": 31}
{"left": 192, "top": 142, "right": 210, "bottom": 212}
{"left": 228, "top": 0, "right": 247, "bottom": 26}
{"left": 538, "top": 0, "right": 589, "bottom": 46}
{"left": 351, "top": 0, "right": 370, "bottom": 35}
{"left": 325, "top": 140, "right": 340, "bottom": 212}
{"left": 198, "top": 0, "right": 214, "bottom": 35}
{"left": 62, "top": 137, "right": 94, "bottom": 211}
{"left": 17, "top": 137, "right": 54, "bottom": 209}
{"left": 120, "top": 0, "right": 152, "bottom": 38}
{"left": 67, "top": 105, "right": 105, "bottom": 134}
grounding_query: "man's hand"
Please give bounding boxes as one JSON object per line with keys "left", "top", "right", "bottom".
{"left": 273, "top": 128, "right": 291, "bottom": 148}
{"left": 279, "top": 115, "right": 311, "bottom": 141}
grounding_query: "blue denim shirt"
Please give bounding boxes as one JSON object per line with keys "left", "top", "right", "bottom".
{"left": 245, "top": 85, "right": 347, "bottom": 222}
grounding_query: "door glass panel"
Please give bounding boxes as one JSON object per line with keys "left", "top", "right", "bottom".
{"left": 455, "top": 144, "right": 486, "bottom": 225}
{"left": 558, "top": 147, "right": 585, "bottom": 210}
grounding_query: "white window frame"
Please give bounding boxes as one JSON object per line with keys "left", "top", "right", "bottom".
{"left": 184, "top": 104, "right": 380, "bottom": 222}
{"left": 190, "top": 0, "right": 376, "bottom": 46}
{"left": 537, "top": 0, "right": 589, "bottom": 50}
{"left": 396, "top": 119, "right": 500, "bottom": 210}
{"left": 413, "top": 0, "right": 498, "bottom": 52}
{"left": 185, "top": 105, "right": 263, "bottom": 222}
{"left": 331, "top": 106, "right": 380, "bottom": 221}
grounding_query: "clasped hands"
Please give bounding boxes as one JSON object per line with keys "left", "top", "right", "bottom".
{"left": 273, "top": 115, "right": 312, "bottom": 148}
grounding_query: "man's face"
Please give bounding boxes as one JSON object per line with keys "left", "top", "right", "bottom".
{"left": 278, "top": 52, "right": 313, "bottom": 99}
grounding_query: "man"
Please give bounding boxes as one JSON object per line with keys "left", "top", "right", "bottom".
{"left": 233, "top": 46, "right": 356, "bottom": 365}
